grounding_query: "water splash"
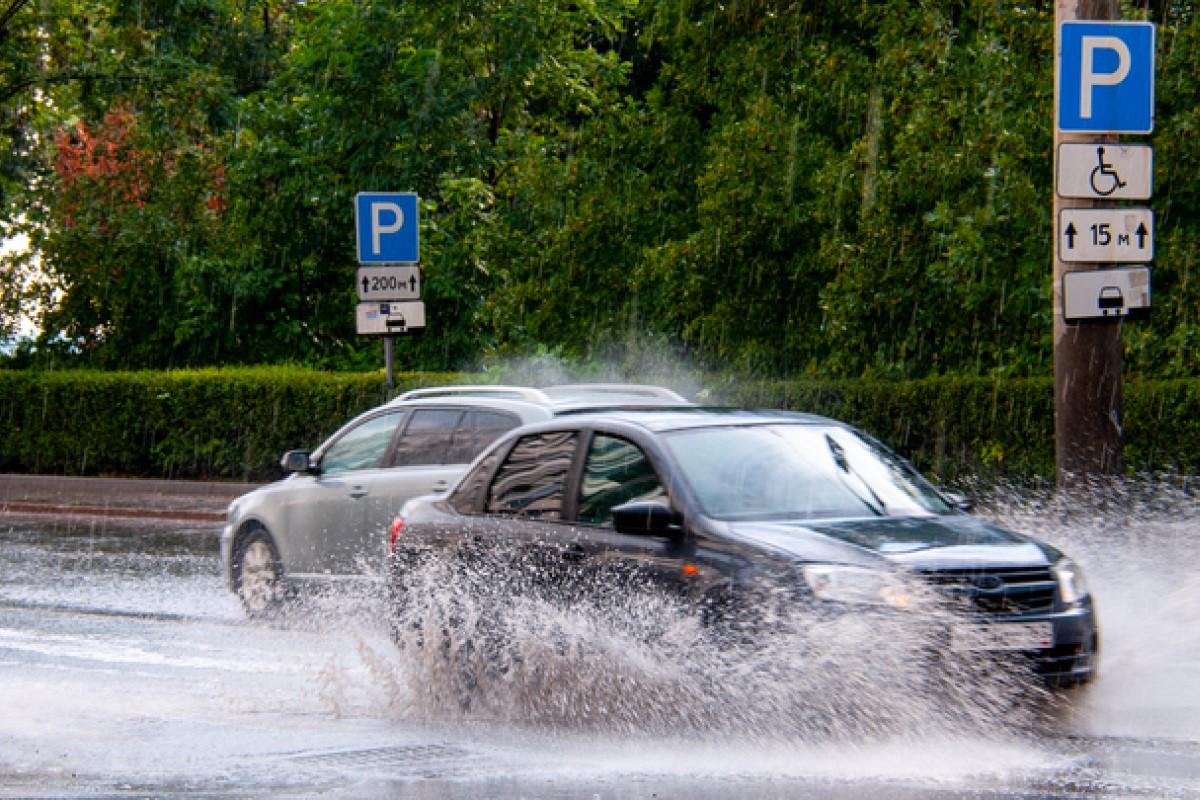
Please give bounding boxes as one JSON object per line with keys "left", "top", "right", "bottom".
{"left": 972, "top": 475, "right": 1200, "bottom": 742}
{"left": 380, "top": 552, "right": 1047, "bottom": 742}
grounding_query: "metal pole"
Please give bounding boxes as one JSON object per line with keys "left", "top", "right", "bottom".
{"left": 384, "top": 336, "right": 395, "bottom": 393}
{"left": 1053, "top": 0, "right": 1124, "bottom": 486}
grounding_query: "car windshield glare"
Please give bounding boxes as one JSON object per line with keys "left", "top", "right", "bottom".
{"left": 663, "top": 424, "right": 951, "bottom": 521}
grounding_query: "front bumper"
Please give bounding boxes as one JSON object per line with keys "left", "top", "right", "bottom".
{"left": 968, "top": 601, "right": 1099, "bottom": 687}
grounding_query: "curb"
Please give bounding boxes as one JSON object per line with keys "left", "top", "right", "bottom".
{"left": 0, "top": 501, "right": 226, "bottom": 523}
{"left": 0, "top": 474, "right": 262, "bottom": 523}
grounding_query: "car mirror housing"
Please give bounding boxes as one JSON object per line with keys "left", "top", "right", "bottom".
{"left": 280, "top": 450, "right": 312, "bottom": 474}
{"left": 611, "top": 500, "right": 681, "bottom": 537}
{"left": 943, "top": 491, "right": 973, "bottom": 512}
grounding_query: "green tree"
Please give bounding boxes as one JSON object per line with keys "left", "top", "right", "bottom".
{"left": 190, "top": 0, "right": 644, "bottom": 369}
{"left": 4, "top": 0, "right": 283, "bottom": 365}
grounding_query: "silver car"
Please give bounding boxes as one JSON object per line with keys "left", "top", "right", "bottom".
{"left": 219, "top": 384, "right": 689, "bottom": 615}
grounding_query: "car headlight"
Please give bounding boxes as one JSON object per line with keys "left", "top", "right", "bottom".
{"left": 802, "top": 564, "right": 914, "bottom": 609}
{"left": 1053, "top": 558, "right": 1090, "bottom": 605}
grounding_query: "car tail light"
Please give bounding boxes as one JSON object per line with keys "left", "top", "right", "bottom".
{"left": 388, "top": 516, "right": 405, "bottom": 552}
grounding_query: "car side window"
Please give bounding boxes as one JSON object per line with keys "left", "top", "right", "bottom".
{"left": 391, "top": 409, "right": 463, "bottom": 467}
{"left": 445, "top": 410, "right": 520, "bottom": 464}
{"left": 451, "top": 450, "right": 505, "bottom": 514}
{"left": 486, "top": 431, "right": 578, "bottom": 520}
{"left": 577, "top": 434, "right": 667, "bottom": 526}
{"left": 320, "top": 412, "right": 406, "bottom": 474}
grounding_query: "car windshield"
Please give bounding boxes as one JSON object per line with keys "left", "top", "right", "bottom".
{"left": 662, "top": 423, "right": 951, "bottom": 521}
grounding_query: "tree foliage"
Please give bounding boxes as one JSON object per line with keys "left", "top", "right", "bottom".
{"left": 3, "top": 0, "right": 1200, "bottom": 378}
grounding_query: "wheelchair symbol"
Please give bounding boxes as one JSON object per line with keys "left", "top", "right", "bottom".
{"left": 1090, "top": 147, "right": 1127, "bottom": 197}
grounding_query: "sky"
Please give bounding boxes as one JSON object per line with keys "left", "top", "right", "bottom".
{"left": 2, "top": 230, "right": 38, "bottom": 338}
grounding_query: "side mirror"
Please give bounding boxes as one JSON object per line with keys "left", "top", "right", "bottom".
{"left": 943, "top": 491, "right": 973, "bottom": 512}
{"left": 611, "top": 500, "right": 682, "bottom": 537}
{"left": 280, "top": 450, "right": 313, "bottom": 474}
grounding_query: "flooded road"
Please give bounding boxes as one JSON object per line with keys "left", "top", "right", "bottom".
{"left": 0, "top": 488, "right": 1198, "bottom": 799}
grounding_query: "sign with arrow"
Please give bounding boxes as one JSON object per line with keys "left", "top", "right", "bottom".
{"left": 1059, "top": 208, "right": 1153, "bottom": 262}
{"left": 356, "top": 265, "right": 421, "bottom": 302}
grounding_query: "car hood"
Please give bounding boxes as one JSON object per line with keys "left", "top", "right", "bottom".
{"left": 722, "top": 513, "right": 1057, "bottom": 570}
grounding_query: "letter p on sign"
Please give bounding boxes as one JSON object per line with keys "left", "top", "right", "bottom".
{"left": 371, "top": 203, "right": 404, "bottom": 255}
{"left": 355, "top": 192, "right": 419, "bottom": 264}
{"left": 1058, "top": 21, "right": 1154, "bottom": 134}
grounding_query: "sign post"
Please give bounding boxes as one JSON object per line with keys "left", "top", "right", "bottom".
{"left": 353, "top": 193, "right": 425, "bottom": 391}
{"left": 1053, "top": 4, "right": 1155, "bottom": 485}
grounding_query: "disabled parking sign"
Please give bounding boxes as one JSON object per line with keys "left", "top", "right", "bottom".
{"left": 1058, "top": 21, "right": 1155, "bottom": 134}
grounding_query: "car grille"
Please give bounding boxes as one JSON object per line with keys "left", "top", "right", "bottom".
{"left": 918, "top": 566, "right": 1058, "bottom": 615}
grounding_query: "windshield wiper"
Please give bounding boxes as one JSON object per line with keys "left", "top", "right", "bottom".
{"left": 825, "top": 434, "right": 887, "bottom": 516}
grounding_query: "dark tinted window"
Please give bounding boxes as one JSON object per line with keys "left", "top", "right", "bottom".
{"left": 451, "top": 450, "right": 506, "bottom": 514}
{"left": 321, "top": 412, "right": 405, "bottom": 474}
{"left": 445, "top": 410, "right": 520, "bottom": 464}
{"left": 578, "top": 435, "right": 667, "bottom": 526}
{"left": 391, "top": 409, "right": 463, "bottom": 466}
{"left": 487, "top": 431, "right": 578, "bottom": 519}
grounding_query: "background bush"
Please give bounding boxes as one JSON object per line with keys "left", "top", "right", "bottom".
{"left": 0, "top": 368, "right": 449, "bottom": 480}
{"left": 3, "top": 369, "right": 1199, "bottom": 483}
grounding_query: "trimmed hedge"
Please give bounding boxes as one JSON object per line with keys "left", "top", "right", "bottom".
{"left": 2, "top": 369, "right": 1199, "bottom": 481}
{"left": 0, "top": 368, "right": 467, "bottom": 481}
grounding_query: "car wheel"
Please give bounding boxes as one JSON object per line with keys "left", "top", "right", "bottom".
{"left": 233, "top": 527, "right": 285, "bottom": 618}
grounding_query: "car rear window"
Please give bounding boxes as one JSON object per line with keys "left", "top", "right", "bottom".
{"left": 391, "top": 409, "right": 463, "bottom": 466}
{"left": 486, "top": 431, "right": 578, "bottom": 519}
{"left": 445, "top": 410, "right": 520, "bottom": 464}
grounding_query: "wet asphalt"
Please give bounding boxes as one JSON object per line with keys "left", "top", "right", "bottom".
{"left": 0, "top": 479, "right": 1198, "bottom": 798}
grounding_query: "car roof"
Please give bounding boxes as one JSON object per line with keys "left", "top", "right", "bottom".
{"left": 513, "top": 406, "right": 843, "bottom": 433}
{"left": 388, "top": 384, "right": 691, "bottom": 414}
{"left": 309, "top": 384, "right": 695, "bottom": 461}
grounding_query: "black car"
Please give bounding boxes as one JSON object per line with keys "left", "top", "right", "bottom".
{"left": 386, "top": 408, "right": 1098, "bottom": 688}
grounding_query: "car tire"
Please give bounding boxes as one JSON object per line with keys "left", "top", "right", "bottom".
{"left": 233, "top": 527, "right": 286, "bottom": 619}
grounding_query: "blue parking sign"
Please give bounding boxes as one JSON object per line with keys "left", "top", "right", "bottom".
{"left": 1058, "top": 21, "right": 1154, "bottom": 134}
{"left": 355, "top": 192, "right": 419, "bottom": 264}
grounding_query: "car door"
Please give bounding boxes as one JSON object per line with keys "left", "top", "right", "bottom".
{"left": 439, "top": 429, "right": 585, "bottom": 602}
{"left": 282, "top": 409, "right": 408, "bottom": 577}
{"left": 571, "top": 431, "right": 699, "bottom": 599}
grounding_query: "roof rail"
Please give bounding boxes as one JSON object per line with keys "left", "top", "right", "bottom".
{"left": 395, "top": 385, "right": 552, "bottom": 403}
{"left": 541, "top": 384, "right": 688, "bottom": 402}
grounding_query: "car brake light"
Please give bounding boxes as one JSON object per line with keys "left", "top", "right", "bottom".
{"left": 388, "top": 516, "right": 405, "bottom": 552}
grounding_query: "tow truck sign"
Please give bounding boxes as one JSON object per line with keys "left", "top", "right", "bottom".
{"left": 355, "top": 301, "right": 426, "bottom": 335}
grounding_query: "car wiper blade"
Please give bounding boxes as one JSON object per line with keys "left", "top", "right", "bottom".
{"left": 826, "top": 434, "right": 887, "bottom": 516}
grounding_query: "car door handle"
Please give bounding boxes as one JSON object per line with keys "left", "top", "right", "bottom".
{"left": 348, "top": 486, "right": 369, "bottom": 499}
{"left": 432, "top": 480, "right": 450, "bottom": 493}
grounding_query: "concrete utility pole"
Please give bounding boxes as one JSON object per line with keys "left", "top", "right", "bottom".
{"left": 1053, "top": 0, "right": 1123, "bottom": 485}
